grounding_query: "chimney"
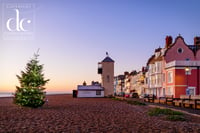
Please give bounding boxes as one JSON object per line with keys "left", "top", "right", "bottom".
{"left": 194, "top": 36, "right": 200, "bottom": 45}
{"left": 124, "top": 71, "right": 129, "bottom": 76}
{"left": 165, "top": 36, "right": 173, "bottom": 48}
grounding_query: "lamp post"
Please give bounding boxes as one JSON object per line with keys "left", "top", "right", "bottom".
{"left": 185, "top": 67, "right": 190, "bottom": 95}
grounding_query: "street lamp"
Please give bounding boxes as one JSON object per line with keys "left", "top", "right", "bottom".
{"left": 185, "top": 67, "right": 190, "bottom": 95}
{"left": 185, "top": 67, "right": 190, "bottom": 72}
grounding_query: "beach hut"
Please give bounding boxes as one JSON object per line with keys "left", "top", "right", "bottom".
{"left": 77, "top": 85, "right": 104, "bottom": 98}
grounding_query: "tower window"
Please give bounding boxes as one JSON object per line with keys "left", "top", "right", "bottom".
{"left": 107, "top": 75, "right": 110, "bottom": 83}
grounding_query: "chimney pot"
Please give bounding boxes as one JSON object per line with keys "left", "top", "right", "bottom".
{"left": 165, "top": 36, "right": 173, "bottom": 48}
{"left": 194, "top": 36, "right": 200, "bottom": 45}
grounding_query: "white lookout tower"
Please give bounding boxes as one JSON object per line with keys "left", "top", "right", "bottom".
{"left": 98, "top": 52, "right": 114, "bottom": 96}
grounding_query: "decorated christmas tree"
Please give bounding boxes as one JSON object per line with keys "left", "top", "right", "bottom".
{"left": 13, "top": 52, "right": 49, "bottom": 108}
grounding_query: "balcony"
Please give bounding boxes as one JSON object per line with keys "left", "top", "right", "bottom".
{"left": 98, "top": 62, "right": 102, "bottom": 74}
{"left": 165, "top": 61, "right": 200, "bottom": 69}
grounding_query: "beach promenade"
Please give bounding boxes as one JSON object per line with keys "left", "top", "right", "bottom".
{"left": 0, "top": 94, "right": 200, "bottom": 132}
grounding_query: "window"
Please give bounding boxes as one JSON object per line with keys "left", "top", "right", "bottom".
{"left": 177, "top": 48, "right": 183, "bottom": 53}
{"left": 186, "top": 87, "right": 195, "bottom": 95}
{"left": 167, "top": 71, "right": 173, "bottom": 83}
{"left": 155, "top": 75, "right": 161, "bottom": 86}
{"left": 157, "top": 63, "right": 160, "bottom": 72}
{"left": 150, "top": 64, "right": 155, "bottom": 74}
{"left": 163, "top": 88, "right": 165, "bottom": 96}
{"left": 167, "top": 87, "right": 173, "bottom": 95}
{"left": 96, "top": 90, "right": 101, "bottom": 95}
{"left": 158, "top": 89, "right": 161, "bottom": 96}
{"left": 155, "top": 52, "right": 160, "bottom": 58}
{"left": 155, "top": 62, "right": 161, "bottom": 73}
{"left": 163, "top": 73, "right": 165, "bottom": 82}
{"left": 153, "top": 88, "right": 156, "bottom": 95}
{"left": 107, "top": 75, "right": 110, "bottom": 83}
{"left": 158, "top": 75, "right": 162, "bottom": 85}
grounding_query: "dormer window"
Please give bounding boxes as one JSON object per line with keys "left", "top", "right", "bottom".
{"left": 161, "top": 48, "right": 166, "bottom": 56}
{"left": 177, "top": 48, "right": 183, "bottom": 53}
{"left": 155, "top": 52, "right": 160, "bottom": 57}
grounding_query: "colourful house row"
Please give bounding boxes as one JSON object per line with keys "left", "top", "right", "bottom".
{"left": 114, "top": 35, "right": 200, "bottom": 99}
{"left": 76, "top": 35, "right": 200, "bottom": 98}
{"left": 114, "top": 68, "right": 147, "bottom": 97}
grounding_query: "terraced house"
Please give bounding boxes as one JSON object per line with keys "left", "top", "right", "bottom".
{"left": 147, "top": 35, "right": 200, "bottom": 98}
{"left": 114, "top": 69, "right": 147, "bottom": 97}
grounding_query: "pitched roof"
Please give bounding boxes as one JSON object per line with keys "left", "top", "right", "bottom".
{"left": 188, "top": 45, "right": 200, "bottom": 55}
{"left": 163, "top": 36, "right": 193, "bottom": 56}
{"left": 102, "top": 56, "right": 114, "bottom": 62}
{"left": 147, "top": 55, "right": 155, "bottom": 65}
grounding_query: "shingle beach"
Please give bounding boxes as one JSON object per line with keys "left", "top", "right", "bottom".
{"left": 0, "top": 94, "right": 200, "bottom": 133}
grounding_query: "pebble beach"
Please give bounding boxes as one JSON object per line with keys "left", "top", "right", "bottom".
{"left": 0, "top": 94, "right": 200, "bottom": 133}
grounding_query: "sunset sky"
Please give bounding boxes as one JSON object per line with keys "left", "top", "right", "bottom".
{"left": 1, "top": 0, "right": 200, "bottom": 93}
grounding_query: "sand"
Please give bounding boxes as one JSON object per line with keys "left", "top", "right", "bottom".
{"left": 0, "top": 94, "right": 200, "bottom": 132}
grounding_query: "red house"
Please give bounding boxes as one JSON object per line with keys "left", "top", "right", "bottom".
{"left": 164, "top": 36, "right": 200, "bottom": 98}
{"left": 147, "top": 35, "right": 200, "bottom": 98}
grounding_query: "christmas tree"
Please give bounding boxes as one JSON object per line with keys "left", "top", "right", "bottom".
{"left": 13, "top": 52, "right": 50, "bottom": 108}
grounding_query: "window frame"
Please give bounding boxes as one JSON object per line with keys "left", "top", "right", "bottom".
{"left": 96, "top": 90, "right": 101, "bottom": 95}
{"left": 167, "top": 71, "right": 173, "bottom": 83}
{"left": 177, "top": 48, "right": 184, "bottom": 54}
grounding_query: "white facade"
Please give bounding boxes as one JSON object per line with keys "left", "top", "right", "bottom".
{"left": 114, "top": 75, "right": 125, "bottom": 95}
{"left": 124, "top": 74, "right": 131, "bottom": 94}
{"left": 146, "top": 48, "right": 168, "bottom": 98}
{"left": 77, "top": 85, "right": 104, "bottom": 98}
{"left": 147, "top": 53, "right": 164, "bottom": 97}
{"left": 131, "top": 71, "right": 146, "bottom": 96}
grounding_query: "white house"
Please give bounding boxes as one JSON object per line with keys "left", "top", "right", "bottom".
{"left": 77, "top": 85, "right": 104, "bottom": 98}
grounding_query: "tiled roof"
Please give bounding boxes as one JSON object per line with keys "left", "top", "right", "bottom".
{"left": 147, "top": 55, "right": 155, "bottom": 65}
{"left": 188, "top": 45, "right": 200, "bottom": 55}
{"left": 102, "top": 56, "right": 114, "bottom": 62}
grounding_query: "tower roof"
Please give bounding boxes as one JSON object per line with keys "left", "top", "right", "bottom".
{"left": 102, "top": 56, "right": 114, "bottom": 62}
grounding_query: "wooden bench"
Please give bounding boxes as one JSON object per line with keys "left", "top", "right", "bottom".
{"left": 159, "top": 95, "right": 173, "bottom": 105}
{"left": 182, "top": 95, "right": 191, "bottom": 108}
{"left": 145, "top": 94, "right": 155, "bottom": 103}
{"left": 173, "top": 95, "right": 190, "bottom": 107}
{"left": 189, "top": 95, "right": 200, "bottom": 109}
